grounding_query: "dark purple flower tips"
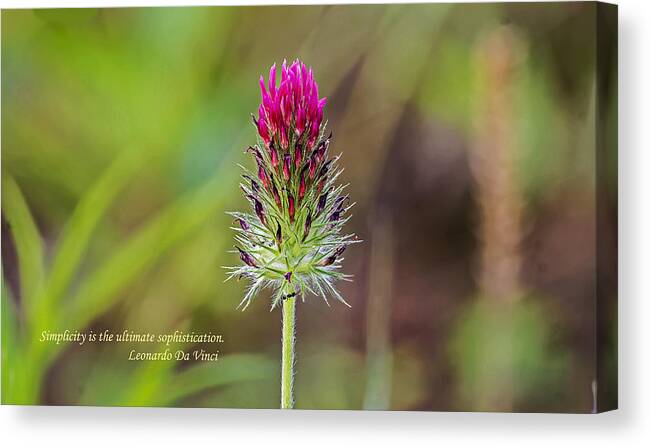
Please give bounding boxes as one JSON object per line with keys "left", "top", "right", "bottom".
{"left": 298, "top": 171, "right": 307, "bottom": 201}
{"left": 272, "top": 183, "right": 281, "bottom": 209}
{"left": 329, "top": 195, "right": 349, "bottom": 223}
{"left": 303, "top": 212, "right": 312, "bottom": 242}
{"left": 285, "top": 271, "right": 292, "bottom": 282}
{"left": 247, "top": 146, "right": 263, "bottom": 162}
{"left": 335, "top": 245, "right": 346, "bottom": 257}
{"left": 276, "top": 223, "right": 283, "bottom": 245}
{"left": 318, "top": 159, "right": 334, "bottom": 180}
{"left": 320, "top": 245, "right": 346, "bottom": 267}
{"left": 244, "top": 175, "right": 260, "bottom": 193}
{"left": 283, "top": 153, "right": 291, "bottom": 181}
{"left": 288, "top": 194, "right": 296, "bottom": 223}
{"left": 237, "top": 218, "right": 250, "bottom": 231}
{"left": 236, "top": 246, "right": 258, "bottom": 268}
{"left": 333, "top": 195, "right": 348, "bottom": 213}
{"left": 257, "top": 163, "right": 268, "bottom": 189}
{"left": 316, "top": 190, "right": 329, "bottom": 216}
{"left": 252, "top": 196, "right": 266, "bottom": 225}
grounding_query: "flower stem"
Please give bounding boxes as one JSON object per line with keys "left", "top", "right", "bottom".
{"left": 281, "top": 295, "right": 296, "bottom": 409}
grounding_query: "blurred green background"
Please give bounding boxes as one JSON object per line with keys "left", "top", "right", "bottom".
{"left": 1, "top": 3, "right": 616, "bottom": 412}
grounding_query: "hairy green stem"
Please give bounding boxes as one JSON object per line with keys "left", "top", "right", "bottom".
{"left": 281, "top": 296, "right": 296, "bottom": 409}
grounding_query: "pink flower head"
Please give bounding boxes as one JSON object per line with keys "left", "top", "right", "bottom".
{"left": 256, "top": 59, "right": 327, "bottom": 152}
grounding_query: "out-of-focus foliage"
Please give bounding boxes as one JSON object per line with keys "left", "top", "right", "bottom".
{"left": 1, "top": 3, "right": 616, "bottom": 411}
{"left": 449, "top": 297, "right": 571, "bottom": 412}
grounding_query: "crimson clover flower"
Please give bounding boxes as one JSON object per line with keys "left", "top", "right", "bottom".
{"left": 226, "top": 59, "right": 359, "bottom": 311}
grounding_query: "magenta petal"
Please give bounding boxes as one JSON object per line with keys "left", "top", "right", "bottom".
{"left": 295, "top": 107, "right": 305, "bottom": 135}
{"left": 301, "top": 63, "right": 308, "bottom": 83}
{"left": 294, "top": 143, "right": 302, "bottom": 169}
{"left": 283, "top": 153, "right": 291, "bottom": 180}
{"left": 257, "top": 118, "right": 270, "bottom": 145}
{"left": 269, "top": 63, "right": 277, "bottom": 99}
{"left": 259, "top": 75, "right": 268, "bottom": 99}
{"left": 280, "top": 126, "right": 288, "bottom": 148}
{"left": 270, "top": 143, "right": 279, "bottom": 168}
{"left": 310, "top": 120, "right": 320, "bottom": 142}
{"left": 279, "top": 97, "right": 286, "bottom": 123}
